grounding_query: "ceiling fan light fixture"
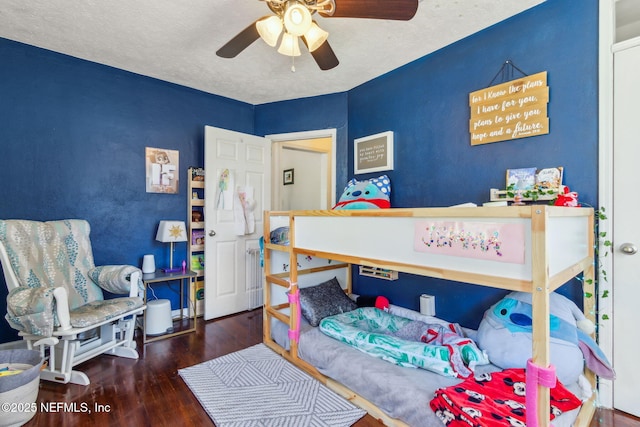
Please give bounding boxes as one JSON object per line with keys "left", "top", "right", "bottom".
{"left": 283, "top": 2, "right": 312, "bottom": 37}
{"left": 256, "top": 15, "right": 283, "bottom": 47}
{"left": 303, "top": 22, "right": 328, "bottom": 52}
{"left": 277, "top": 32, "right": 301, "bottom": 56}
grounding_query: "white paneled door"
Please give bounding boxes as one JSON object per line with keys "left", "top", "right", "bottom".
{"left": 203, "top": 126, "right": 270, "bottom": 320}
{"left": 613, "top": 39, "right": 640, "bottom": 417}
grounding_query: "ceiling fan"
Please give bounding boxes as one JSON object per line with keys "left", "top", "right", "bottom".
{"left": 216, "top": 0, "right": 419, "bottom": 71}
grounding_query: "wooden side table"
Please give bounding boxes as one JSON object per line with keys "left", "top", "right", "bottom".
{"left": 141, "top": 269, "right": 198, "bottom": 343}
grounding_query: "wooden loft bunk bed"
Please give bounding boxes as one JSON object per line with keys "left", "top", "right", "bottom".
{"left": 263, "top": 206, "right": 597, "bottom": 427}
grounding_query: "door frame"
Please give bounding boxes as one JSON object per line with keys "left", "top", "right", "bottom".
{"left": 597, "top": 0, "right": 614, "bottom": 408}
{"left": 267, "top": 128, "right": 338, "bottom": 209}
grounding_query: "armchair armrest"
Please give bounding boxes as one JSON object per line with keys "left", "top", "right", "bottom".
{"left": 5, "top": 285, "right": 61, "bottom": 336}
{"left": 53, "top": 287, "right": 72, "bottom": 330}
{"left": 88, "top": 265, "right": 143, "bottom": 298}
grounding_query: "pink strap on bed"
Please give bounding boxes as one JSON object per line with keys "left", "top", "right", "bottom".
{"left": 287, "top": 285, "right": 300, "bottom": 341}
{"left": 526, "top": 358, "right": 557, "bottom": 427}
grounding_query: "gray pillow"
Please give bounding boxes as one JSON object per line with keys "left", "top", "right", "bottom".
{"left": 298, "top": 277, "right": 357, "bottom": 327}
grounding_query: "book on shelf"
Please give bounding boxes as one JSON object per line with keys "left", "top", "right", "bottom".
{"left": 191, "top": 209, "right": 203, "bottom": 222}
{"left": 191, "top": 254, "right": 204, "bottom": 271}
{"left": 191, "top": 167, "right": 205, "bottom": 181}
{"left": 191, "top": 229, "right": 205, "bottom": 245}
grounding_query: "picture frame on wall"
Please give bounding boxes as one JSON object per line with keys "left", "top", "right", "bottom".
{"left": 354, "top": 131, "right": 394, "bottom": 175}
{"left": 146, "top": 147, "right": 179, "bottom": 194}
{"left": 283, "top": 168, "right": 294, "bottom": 185}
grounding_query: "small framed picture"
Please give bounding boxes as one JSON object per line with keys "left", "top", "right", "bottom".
{"left": 536, "top": 167, "right": 563, "bottom": 190}
{"left": 354, "top": 131, "right": 394, "bottom": 175}
{"left": 145, "top": 147, "right": 179, "bottom": 194}
{"left": 506, "top": 168, "right": 537, "bottom": 190}
{"left": 283, "top": 168, "right": 294, "bottom": 185}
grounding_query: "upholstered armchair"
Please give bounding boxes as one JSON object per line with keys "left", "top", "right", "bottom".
{"left": 0, "top": 219, "right": 145, "bottom": 385}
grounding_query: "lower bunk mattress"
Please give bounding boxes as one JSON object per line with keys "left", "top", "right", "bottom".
{"left": 272, "top": 305, "right": 586, "bottom": 427}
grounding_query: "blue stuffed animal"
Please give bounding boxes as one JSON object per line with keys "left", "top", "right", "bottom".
{"left": 476, "top": 291, "right": 614, "bottom": 385}
{"left": 333, "top": 175, "right": 391, "bottom": 210}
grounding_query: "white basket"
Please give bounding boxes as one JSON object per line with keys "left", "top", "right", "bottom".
{"left": 0, "top": 349, "right": 43, "bottom": 427}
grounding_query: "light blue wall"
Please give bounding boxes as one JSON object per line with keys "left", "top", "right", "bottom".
{"left": 0, "top": 0, "right": 598, "bottom": 341}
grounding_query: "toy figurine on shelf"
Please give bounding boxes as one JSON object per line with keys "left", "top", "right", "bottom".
{"left": 554, "top": 186, "right": 581, "bottom": 207}
{"left": 512, "top": 190, "right": 526, "bottom": 206}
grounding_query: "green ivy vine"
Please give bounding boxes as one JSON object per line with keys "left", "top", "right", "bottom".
{"left": 585, "top": 207, "right": 612, "bottom": 321}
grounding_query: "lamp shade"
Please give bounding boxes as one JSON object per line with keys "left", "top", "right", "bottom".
{"left": 156, "top": 221, "right": 187, "bottom": 243}
{"left": 256, "top": 15, "right": 283, "bottom": 47}
{"left": 278, "top": 32, "right": 301, "bottom": 57}
{"left": 283, "top": 3, "right": 312, "bottom": 36}
{"left": 303, "top": 22, "right": 328, "bottom": 52}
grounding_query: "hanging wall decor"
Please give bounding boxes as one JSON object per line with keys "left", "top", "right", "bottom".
{"left": 216, "top": 168, "right": 234, "bottom": 210}
{"left": 469, "top": 67, "right": 549, "bottom": 146}
{"left": 283, "top": 168, "right": 295, "bottom": 185}
{"left": 146, "top": 147, "right": 179, "bottom": 193}
{"left": 354, "top": 131, "right": 394, "bottom": 174}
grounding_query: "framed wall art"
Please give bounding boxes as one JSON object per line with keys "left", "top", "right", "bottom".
{"left": 506, "top": 167, "right": 537, "bottom": 191}
{"left": 354, "top": 131, "right": 394, "bottom": 175}
{"left": 146, "top": 147, "right": 179, "bottom": 194}
{"left": 283, "top": 168, "right": 294, "bottom": 185}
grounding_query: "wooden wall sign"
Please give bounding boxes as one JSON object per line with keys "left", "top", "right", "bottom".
{"left": 469, "top": 71, "right": 549, "bottom": 145}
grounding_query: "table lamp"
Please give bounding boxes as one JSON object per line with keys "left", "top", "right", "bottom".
{"left": 156, "top": 220, "right": 187, "bottom": 272}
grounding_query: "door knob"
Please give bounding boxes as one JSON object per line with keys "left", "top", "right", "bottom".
{"left": 209, "top": 230, "right": 216, "bottom": 237}
{"left": 620, "top": 243, "right": 637, "bottom": 255}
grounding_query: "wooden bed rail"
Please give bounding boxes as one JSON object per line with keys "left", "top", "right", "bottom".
{"left": 263, "top": 207, "right": 597, "bottom": 427}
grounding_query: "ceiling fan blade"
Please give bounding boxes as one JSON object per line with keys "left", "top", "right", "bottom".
{"left": 216, "top": 21, "right": 260, "bottom": 58}
{"left": 303, "top": 39, "right": 339, "bottom": 70}
{"left": 320, "top": 0, "right": 418, "bottom": 21}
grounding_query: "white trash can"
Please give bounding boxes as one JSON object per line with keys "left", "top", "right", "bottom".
{"left": 145, "top": 299, "right": 173, "bottom": 336}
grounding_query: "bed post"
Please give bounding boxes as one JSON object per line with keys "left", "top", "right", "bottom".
{"left": 262, "top": 210, "right": 272, "bottom": 345}
{"left": 531, "top": 206, "right": 552, "bottom": 427}
{"left": 575, "top": 211, "right": 598, "bottom": 426}
{"left": 288, "top": 212, "right": 300, "bottom": 360}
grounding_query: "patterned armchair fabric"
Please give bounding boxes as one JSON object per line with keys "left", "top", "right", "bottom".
{"left": 5, "top": 286, "right": 56, "bottom": 336}
{"left": 1, "top": 219, "right": 143, "bottom": 336}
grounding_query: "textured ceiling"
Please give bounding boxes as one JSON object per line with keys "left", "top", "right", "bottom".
{"left": 0, "top": 0, "right": 544, "bottom": 105}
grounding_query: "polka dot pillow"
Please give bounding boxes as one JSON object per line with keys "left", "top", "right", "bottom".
{"left": 333, "top": 175, "right": 391, "bottom": 210}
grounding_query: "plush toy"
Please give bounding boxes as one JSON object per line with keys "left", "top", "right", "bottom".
{"left": 476, "top": 291, "right": 614, "bottom": 385}
{"left": 332, "top": 175, "right": 391, "bottom": 210}
{"left": 355, "top": 295, "right": 390, "bottom": 311}
{"left": 554, "top": 186, "right": 580, "bottom": 207}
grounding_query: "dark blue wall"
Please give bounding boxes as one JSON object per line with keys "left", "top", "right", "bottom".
{"left": 347, "top": 0, "right": 598, "bottom": 327}
{"left": 0, "top": 0, "right": 599, "bottom": 341}
{"left": 0, "top": 38, "right": 255, "bottom": 342}
{"left": 254, "top": 93, "right": 350, "bottom": 191}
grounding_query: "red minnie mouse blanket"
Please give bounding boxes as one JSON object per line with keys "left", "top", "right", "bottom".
{"left": 430, "top": 368, "right": 581, "bottom": 426}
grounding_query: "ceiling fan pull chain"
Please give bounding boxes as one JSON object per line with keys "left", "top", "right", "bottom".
{"left": 291, "top": 55, "right": 296, "bottom": 72}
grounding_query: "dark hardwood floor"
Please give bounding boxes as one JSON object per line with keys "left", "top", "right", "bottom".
{"left": 23, "top": 309, "right": 640, "bottom": 426}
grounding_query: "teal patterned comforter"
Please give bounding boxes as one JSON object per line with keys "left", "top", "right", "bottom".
{"left": 319, "top": 307, "right": 489, "bottom": 378}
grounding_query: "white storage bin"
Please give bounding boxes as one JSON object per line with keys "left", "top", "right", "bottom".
{"left": 0, "top": 349, "right": 43, "bottom": 427}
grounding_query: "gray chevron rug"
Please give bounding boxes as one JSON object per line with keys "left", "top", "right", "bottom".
{"left": 179, "top": 343, "right": 366, "bottom": 427}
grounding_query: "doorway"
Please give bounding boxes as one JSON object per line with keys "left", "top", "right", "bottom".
{"left": 598, "top": 0, "right": 640, "bottom": 414}
{"left": 611, "top": 38, "right": 640, "bottom": 417}
{"left": 268, "top": 129, "right": 337, "bottom": 210}
{"left": 202, "top": 126, "right": 270, "bottom": 320}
